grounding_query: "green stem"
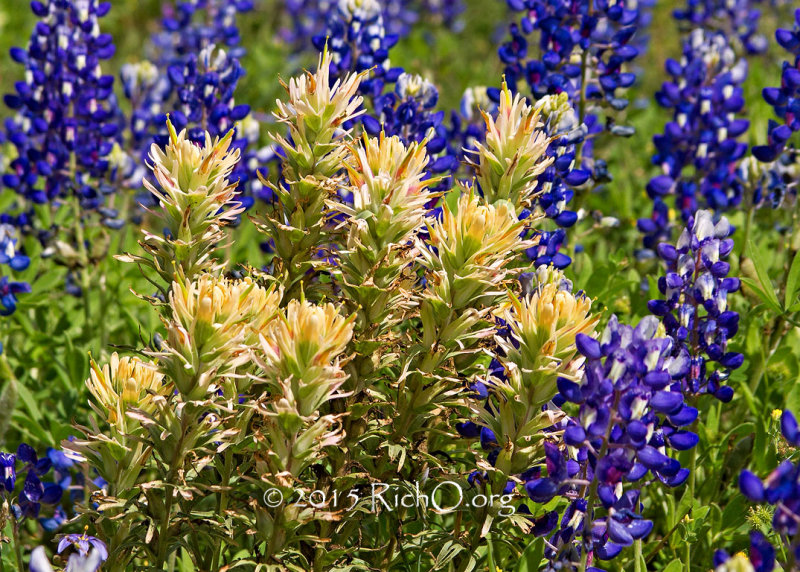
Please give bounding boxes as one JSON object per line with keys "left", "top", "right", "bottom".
{"left": 156, "top": 416, "right": 188, "bottom": 568}
{"left": 0, "top": 355, "right": 15, "bottom": 383}
{"left": 0, "top": 354, "right": 18, "bottom": 444}
{"left": 156, "top": 473, "right": 177, "bottom": 568}
{"left": 456, "top": 476, "right": 506, "bottom": 572}
{"left": 579, "top": 393, "right": 617, "bottom": 572}
{"left": 578, "top": 454, "right": 604, "bottom": 572}
{"left": 634, "top": 539, "right": 643, "bottom": 572}
{"left": 265, "top": 509, "right": 285, "bottom": 560}
{"left": 486, "top": 532, "right": 496, "bottom": 572}
{"left": 739, "top": 205, "right": 754, "bottom": 261}
{"left": 379, "top": 520, "right": 398, "bottom": 571}
{"left": 645, "top": 507, "right": 692, "bottom": 563}
{"left": 749, "top": 317, "right": 787, "bottom": 393}
{"left": 392, "top": 309, "right": 456, "bottom": 442}
{"left": 167, "top": 550, "right": 176, "bottom": 572}
{"left": 571, "top": 7, "right": 593, "bottom": 212}
{"left": 70, "top": 194, "right": 92, "bottom": 329}
{"left": 11, "top": 520, "right": 23, "bottom": 572}
{"left": 455, "top": 510, "right": 487, "bottom": 572}
{"left": 574, "top": 49, "right": 589, "bottom": 169}
{"left": 211, "top": 449, "right": 234, "bottom": 570}
{"left": 684, "top": 420, "right": 698, "bottom": 571}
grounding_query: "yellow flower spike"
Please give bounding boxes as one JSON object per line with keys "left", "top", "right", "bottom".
{"left": 469, "top": 80, "right": 553, "bottom": 210}
{"left": 119, "top": 118, "right": 245, "bottom": 287}
{"left": 86, "top": 353, "right": 165, "bottom": 429}
{"left": 337, "top": 132, "right": 437, "bottom": 246}
{"left": 500, "top": 272, "right": 597, "bottom": 375}
{"left": 160, "top": 273, "right": 282, "bottom": 399}
{"left": 430, "top": 191, "right": 528, "bottom": 269}
{"left": 169, "top": 273, "right": 281, "bottom": 349}
{"left": 257, "top": 299, "right": 355, "bottom": 417}
{"left": 274, "top": 48, "right": 365, "bottom": 163}
{"left": 419, "top": 190, "right": 535, "bottom": 310}
{"left": 714, "top": 553, "right": 754, "bottom": 572}
{"left": 149, "top": 119, "right": 239, "bottom": 208}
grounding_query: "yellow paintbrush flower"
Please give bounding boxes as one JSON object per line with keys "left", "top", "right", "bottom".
{"left": 147, "top": 119, "right": 242, "bottom": 233}
{"left": 338, "top": 132, "right": 434, "bottom": 248}
{"left": 254, "top": 49, "right": 367, "bottom": 297}
{"left": 275, "top": 50, "right": 363, "bottom": 137}
{"left": 499, "top": 280, "right": 597, "bottom": 376}
{"left": 251, "top": 300, "right": 354, "bottom": 488}
{"left": 258, "top": 299, "right": 354, "bottom": 417}
{"left": 430, "top": 192, "right": 524, "bottom": 269}
{"left": 470, "top": 80, "right": 552, "bottom": 210}
{"left": 476, "top": 272, "right": 596, "bottom": 476}
{"left": 160, "top": 273, "right": 281, "bottom": 399}
{"left": 272, "top": 48, "right": 364, "bottom": 182}
{"left": 714, "top": 554, "right": 754, "bottom": 572}
{"left": 119, "top": 119, "right": 244, "bottom": 286}
{"left": 330, "top": 132, "right": 435, "bottom": 328}
{"left": 86, "top": 353, "right": 165, "bottom": 430}
{"left": 421, "top": 191, "right": 534, "bottom": 309}
{"left": 170, "top": 274, "right": 281, "bottom": 345}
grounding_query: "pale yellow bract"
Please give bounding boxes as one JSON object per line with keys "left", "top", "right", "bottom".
{"left": 170, "top": 274, "right": 282, "bottom": 349}
{"left": 158, "top": 273, "right": 282, "bottom": 399}
{"left": 428, "top": 192, "right": 525, "bottom": 269}
{"left": 471, "top": 81, "right": 553, "bottom": 209}
{"left": 274, "top": 49, "right": 364, "bottom": 141}
{"left": 502, "top": 282, "right": 597, "bottom": 369}
{"left": 260, "top": 299, "right": 354, "bottom": 370}
{"left": 715, "top": 554, "right": 755, "bottom": 572}
{"left": 257, "top": 299, "right": 355, "bottom": 418}
{"left": 146, "top": 120, "right": 243, "bottom": 229}
{"left": 338, "top": 132, "right": 434, "bottom": 240}
{"left": 86, "top": 353, "right": 165, "bottom": 427}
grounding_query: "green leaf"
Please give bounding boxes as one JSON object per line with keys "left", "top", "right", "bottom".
{"left": 515, "top": 538, "right": 544, "bottom": 572}
{"left": 663, "top": 559, "right": 683, "bottom": 572}
{"left": 12, "top": 382, "right": 50, "bottom": 444}
{"left": 445, "top": 187, "right": 460, "bottom": 212}
{"left": 746, "top": 240, "right": 781, "bottom": 311}
{"left": 721, "top": 494, "right": 747, "bottom": 527}
{"left": 33, "top": 268, "right": 66, "bottom": 294}
{"left": 432, "top": 541, "right": 465, "bottom": 568}
{"left": 787, "top": 249, "right": 800, "bottom": 308}
{"left": 741, "top": 277, "right": 782, "bottom": 315}
{"left": 0, "top": 377, "right": 17, "bottom": 444}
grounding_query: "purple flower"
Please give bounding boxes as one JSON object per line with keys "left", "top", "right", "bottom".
{"left": 731, "top": 409, "right": 800, "bottom": 570}
{"left": 673, "top": 0, "right": 766, "bottom": 54}
{"left": 638, "top": 30, "right": 749, "bottom": 252}
{"left": 749, "top": 10, "right": 800, "bottom": 208}
{"left": 0, "top": 453, "right": 16, "bottom": 492}
{"left": 3, "top": 0, "right": 121, "bottom": 210}
{"left": 648, "top": 210, "right": 741, "bottom": 400}
{"left": 0, "top": 276, "right": 32, "bottom": 316}
{"left": 30, "top": 545, "right": 104, "bottom": 572}
{"left": 281, "top": 0, "right": 465, "bottom": 51}
{"left": 1, "top": 443, "right": 66, "bottom": 528}
{"left": 121, "top": 0, "right": 264, "bottom": 205}
{"left": 58, "top": 530, "right": 108, "bottom": 560}
{"left": 497, "top": 0, "right": 645, "bottom": 269}
{"left": 533, "top": 315, "right": 695, "bottom": 565}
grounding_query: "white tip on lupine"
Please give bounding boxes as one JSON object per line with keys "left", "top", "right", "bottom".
{"left": 693, "top": 210, "right": 715, "bottom": 241}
